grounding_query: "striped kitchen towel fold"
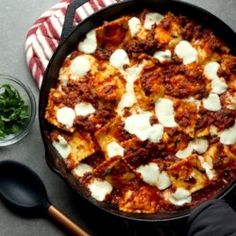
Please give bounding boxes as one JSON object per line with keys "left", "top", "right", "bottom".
{"left": 25, "top": 0, "right": 118, "bottom": 88}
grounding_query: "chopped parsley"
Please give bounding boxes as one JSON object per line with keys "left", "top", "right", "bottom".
{"left": 0, "top": 84, "right": 29, "bottom": 139}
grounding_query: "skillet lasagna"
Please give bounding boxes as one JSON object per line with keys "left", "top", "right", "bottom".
{"left": 45, "top": 10, "right": 236, "bottom": 214}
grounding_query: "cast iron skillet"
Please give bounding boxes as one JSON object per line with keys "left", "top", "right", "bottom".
{"left": 39, "top": 0, "right": 236, "bottom": 222}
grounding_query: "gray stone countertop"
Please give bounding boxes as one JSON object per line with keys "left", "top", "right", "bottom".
{"left": 0, "top": 0, "right": 235, "bottom": 235}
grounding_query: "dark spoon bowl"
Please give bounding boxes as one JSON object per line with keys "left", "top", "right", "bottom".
{"left": 0, "top": 160, "right": 49, "bottom": 213}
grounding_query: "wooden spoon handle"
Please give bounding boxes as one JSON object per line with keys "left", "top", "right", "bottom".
{"left": 47, "top": 205, "right": 90, "bottom": 236}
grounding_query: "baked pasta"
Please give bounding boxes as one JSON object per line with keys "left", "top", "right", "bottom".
{"left": 45, "top": 10, "right": 236, "bottom": 214}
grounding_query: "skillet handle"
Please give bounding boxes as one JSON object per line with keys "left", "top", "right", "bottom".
{"left": 60, "top": 0, "right": 89, "bottom": 44}
{"left": 60, "top": 0, "right": 129, "bottom": 44}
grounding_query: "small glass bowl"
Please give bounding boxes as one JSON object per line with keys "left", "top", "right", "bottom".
{"left": 0, "top": 75, "right": 36, "bottom": 147}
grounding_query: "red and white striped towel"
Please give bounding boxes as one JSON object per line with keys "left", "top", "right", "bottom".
{"left": 25, "top": 0, "right": 118, "bottom": 88}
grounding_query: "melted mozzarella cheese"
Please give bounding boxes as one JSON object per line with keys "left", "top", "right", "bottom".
{"left": 75, "top": 102, "right": 95, "bottom": 116}
{"left": 203, "top": 93, "right": 221, "bottom": 111}
{"left": 58, "top": 74, "right": 68, "bottom": 86}
{"left": 128, "top": 17, "right": 142, "bottom": 37}
{"left": 204, "top": 62, "right": 228, "bottom": 94}
{"left": 204, "top": 62, "right": 219, "bottom": 80}
{"left": 117, "top": 92, "right": 136, "bottom": 113}
{"left": 117, "top": 64, "right": 144, "bottom": 112}
{"left": 109, "top": 49, "right": 130, "bottom": 70}
{"left": 124, "top": 112, "right": 164, "bottom": 142}
{"left": 144, "top": 12, "right": 163, "bottom": 30}
{"left": 176, "top": 138, "right": 208, "bottom": 158}
{"left": 137, "top": 163, "right": 171, "bottom": 190}
{"left": 73, "top": 163, "right": 93, "bottom": 177}
{"left": 220, "top": 120, "right": 236, "bottom": 145}
{"left": 148, "top": 124, "right": 164, "bottom": 143}
{"left": 155, "top": 98, "right": 178, "bottom": 127}
{"left": 106, "top": 141, "right": 124, "bottom": 158}
{"left": 176, "top": 143, "right": 193, "bottom": 159}
{"left": 174, "top": 40, "right": 198, "bottom": 65}
{"left": 56, "top": 107, "right": 76, "bottom": 129}
{"left": 211, "top": 77, "right": 228, "bottom": 94}
{"left": 78, "top": 29, "right": 97, "bottom": 54}
{"left": 198, "top": 156, "right": 215, "bottom": 180}
{"left": 191, "top": 138, "right": 209, "bottom": 154}
{"left": 70, "top": 55, "right": 91, "bottom": 77}
{"left": 137, "top": 163, "right": 160, "bottom": 186}
{"left": 153, "top": 50, "right": 171, "bottom": 63}
{"left": 210, "top": 125, "right": 219, "bottom": 136}
{"left": 88, "top": 179, "right": 113, "bottom": 201}
{"left": 169, "top": 188, "right": 192, "bottom": 206}
{"left": 125, "top": 64, "right": 144, "bottom": 84}
{"left": 124, "top": 112, "right": 152, "bottom": 141}
{"left": 52, "top": 135, "right": 71, "bottom": 159}
{"left": 157, "top": 171, "right": 171, "bottom": 190}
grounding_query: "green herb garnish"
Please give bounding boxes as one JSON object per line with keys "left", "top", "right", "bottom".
{"left": 0, "top": 84, "right": 29, "bottom": 139}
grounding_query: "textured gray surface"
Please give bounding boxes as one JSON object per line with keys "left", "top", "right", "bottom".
{"left": 0, "top": 0, "right": 235, "bottom": 235}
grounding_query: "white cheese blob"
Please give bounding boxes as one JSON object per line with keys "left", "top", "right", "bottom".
{"left": 220, "top": 120, "right": 236, "bottom": 145}
{"left": 203, "top": 93, "right": 221, "bottom": 111}
{"left": 128, "top": 17, "right": 142, "bottom": 37}
{"left": 144, "top": 12, "right": 163, "bottom": 30}
{"left": 78, "top": 29, "right": 97, "bottom": 54}
{"left": 204, "top": 62, "right": 219, "bottom": 80}
{"left": 174, "top": 40, "right": 198, "bottom": 65}
{"left": 148, "top": 124, "right": 164, "bottom": 143}
{"left": 210, "top": 125, "right": 219, "bottom": 136}
{"left": 155, "top": 98, "right": 178, "bottom": 127}
{"left": 198, "top": 156, "right": 215, "bottom": 180}
{"left": 137, "top": 163, "right": 160, "bottom": 187}
{"left": 125, "top": 64, "right": 144, "bottom": 84}
{"left": 176, "top": 138, "right": 208, "bottom": 159}
{"left": 52, "top": 135, "right": 71, "bottom": 159}
{"left": 153, "top": 50, "right": 171, "bottom": 63}
{"left": 176, "top": 143, "right": 193, "bottom": 159}
{"left": 75, "top": 102, "right": 95, "bottom": 116}
{"left": 169, "top": 188, "right": 192, "bottom": 206}
{"left": 124, "top": 112, "right": 152, "bottom": 141}
{"left": 211, "top": 77, "right": 228, "bottom": 94}
{"left": 117, "top": 92, "right": 136, "bottom": 113}
{"left": 109, "top": 49, "right": 130, "bottom": 70}
{"left": 204, "top": 62, "right": 228, "bottom": 94}
{"left": 191, "top": 138, "right": 209, "bottom": 154}
{"left": 88, "top": 179, "right": 113, "bottom": 201}
{"left": 124, "top": 112, "right": 164, "bottom": 142}
{"left": 106, "top": 141, "right": 124, "bottom": 158}
{"left": 137, "top": 163, "right": 171, "bottom": 190}
{"left": 73, "top": 163, "right": 93, "bottom": 177}
{"left": 117, "top": 64, "right": 144, "bottom": 112}
{"left": 70, "top": 55, "right": 91, "bottom": 77}
{"left": 58, "top": 74, "right": 68, "bottom": 86}
{"left": 157, "top": 171, "right": 171, "bottom": 190}
{"left": 56, "top": 107, "right": 76, "bottom": 129}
